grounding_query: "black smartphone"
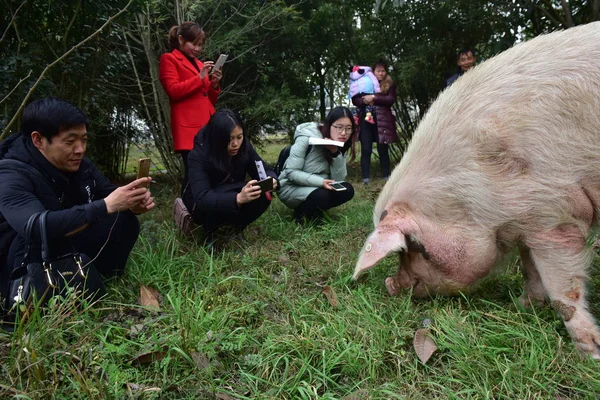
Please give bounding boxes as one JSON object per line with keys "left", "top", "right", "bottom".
{"left": 330, "top": 182, "right": 347, "bottom": 191}
{"left": 253, "top": 177, "right": 274, "bottom": 192}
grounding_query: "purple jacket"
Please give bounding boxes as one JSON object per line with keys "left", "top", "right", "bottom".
{"left": 352, "top": 82, "right": 398, "bottom": 144}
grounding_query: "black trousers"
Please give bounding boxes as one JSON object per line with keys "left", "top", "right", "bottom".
{"left": 294, "top": 182, "right": 355, "bottom": 220}
{"left": 1, "top": 211, "right": 140, "bottom": 296}
{"left": 177, "top": 150, "right": 190, "bottom": 197}
{"left": 360, "top": 119, "right": 390, "bottom": 180}
{"left": 191, "top": 189, "right": 272, "bottom": 233}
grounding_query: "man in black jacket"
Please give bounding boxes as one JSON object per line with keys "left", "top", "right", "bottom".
{"left": 0, "top": 98, "right": 155, "bottom": 296}
{"left": 445, "top": 48, "right": 477, "bottom": 88}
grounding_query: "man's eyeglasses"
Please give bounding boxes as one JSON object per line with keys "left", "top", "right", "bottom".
{"left": 332, "top": 124, "right": 353, "bottom": 134}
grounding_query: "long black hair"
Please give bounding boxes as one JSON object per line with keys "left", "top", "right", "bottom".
{"left": 319, "top": 106, "right": 354, "bottom": 162}
{"left": 202, "top": 109, "right": 248, "bottom": 172}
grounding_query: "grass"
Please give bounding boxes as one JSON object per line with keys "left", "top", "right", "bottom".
{"left": 2, "top": 142, "right": 600, "bottom": 399}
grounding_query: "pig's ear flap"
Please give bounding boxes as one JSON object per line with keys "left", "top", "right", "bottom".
{"left": 352, "top": 228, "right": 407, "bottom": 280}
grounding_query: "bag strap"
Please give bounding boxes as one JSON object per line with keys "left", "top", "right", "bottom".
{"left": 21, "top": 211, "right": 42, "bottom": 264}
{"left": 38, "top": 210, "right": 50, "bottom": 262}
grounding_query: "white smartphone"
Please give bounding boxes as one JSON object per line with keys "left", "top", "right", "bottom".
{"left": 213, "top": 54, "right": 228, "bottom": 71}
{"left": 330, "top": 182, "right": 347, "bottom": 191}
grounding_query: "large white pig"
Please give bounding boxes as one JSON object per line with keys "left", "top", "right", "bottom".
{"left": 353, "top": 22, "right": 600, "bottom": 357}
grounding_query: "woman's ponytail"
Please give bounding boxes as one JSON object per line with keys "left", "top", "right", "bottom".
{"left": 168, "top": 25, "right": 180, "bottom": 51}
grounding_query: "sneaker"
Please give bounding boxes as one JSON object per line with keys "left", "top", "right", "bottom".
{"left": 362, "top": 178, "right": 370, "bottom": 185}
{"left": 173, "top": 198, "right": 194, "bottom": 237}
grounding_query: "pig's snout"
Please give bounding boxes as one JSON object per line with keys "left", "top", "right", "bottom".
{"left": 385, "top": 265, "right": 418, "bottom": 296}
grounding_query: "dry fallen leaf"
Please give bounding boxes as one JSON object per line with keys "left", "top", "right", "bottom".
{"left": 138, "top": 285, "right": 160, "bottom": 310}
{"left": 190, "top": 352, "right": 210, "bottom": 370}
{"left": 130, "top": 323, "right": 145, "bottom": 335}
{"left": 322, "top": 285, "right": 339, "bottom": 307}
{"left": 216, "top": 394, "right": 235, "bottom": 400}
{"left": 413, "top": 328, "right": 438, "bottom": 364}
{"left": 130, "top": 347, "right": 168, "bottom": 365}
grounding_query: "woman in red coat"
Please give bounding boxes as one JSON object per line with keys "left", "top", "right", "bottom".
{"left": 159, "top": 22, "right": 222, "bottom": 181}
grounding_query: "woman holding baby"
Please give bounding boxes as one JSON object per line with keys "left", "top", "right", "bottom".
{"left": 351, "top": 59, "right": 398, "bottom": 184}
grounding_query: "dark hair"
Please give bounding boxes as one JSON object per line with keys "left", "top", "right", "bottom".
{"left": 319, "top": 106, "right": 354, "bottom": 162}
{"left": 456, "top": 48, "right": 476, "bottom": 60}
{"left": 21, "top": 97, "right": 88, "bottom": 142}
{"left": 372, "top": 58, "right": 389, "bottom": 72}
{"left": 168, "top": 22, "right": 205, "bottom": 51}
{"left": 202, "top": 109, "right": 248, "bottom": 172}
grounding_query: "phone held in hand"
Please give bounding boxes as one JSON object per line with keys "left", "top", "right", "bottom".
{"left": 213, "top": 54, "right": 228, "bottom": 71}
{"left": 330, "top": 182, "right": 347, "bottom": 191}
{"left": 137, "top": 158, "right": 151, "bottom": 187}
{"left": 253, "top": 177, "right": 274, "bottom": 192}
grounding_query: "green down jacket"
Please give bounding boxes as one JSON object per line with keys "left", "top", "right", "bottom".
{"left": 277, "top": 122, "right": 348, "bottom": 209}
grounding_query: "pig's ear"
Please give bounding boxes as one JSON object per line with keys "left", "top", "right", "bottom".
{"left": 353, "top": 228, "right": 407, "bottom": 280}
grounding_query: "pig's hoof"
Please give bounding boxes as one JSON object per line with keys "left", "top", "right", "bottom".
{"left": 518, "top": 294, "right": 545, "bottom": 309}
{"left": 385, "top": 277, "right": 400, "bottom": 296}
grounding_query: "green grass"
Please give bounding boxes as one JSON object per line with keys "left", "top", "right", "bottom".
{"left": 2, "top": 142, "right": 600, "bottom": 399}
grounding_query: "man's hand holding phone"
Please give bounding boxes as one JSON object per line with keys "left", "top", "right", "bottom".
{"left": 105, "top": 178, "right": 154, "bottom": 214}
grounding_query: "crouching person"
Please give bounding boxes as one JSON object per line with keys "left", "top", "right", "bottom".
{"left": 0, "top": 97, "right": 155, "bottom": 299}
{"left": 182, "top": 109, "right": 277, "bottom": 244}
{"left": 278, "top": 106, "right": 355, "bottom": 223}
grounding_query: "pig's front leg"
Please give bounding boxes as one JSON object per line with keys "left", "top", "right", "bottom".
{"left": 518, "top": 246, "right": 546, "bottom": 308}
{"left": 528, "top": 228, "right": 600, "bottom": 358}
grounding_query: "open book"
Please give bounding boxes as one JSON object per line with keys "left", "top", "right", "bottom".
{"left": 308, "top": 137, "right": 344, "bottom": 147}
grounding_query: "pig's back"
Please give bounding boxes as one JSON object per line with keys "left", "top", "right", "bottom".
{"left": 376, "top": 22, "right": 600, "bottom": 228}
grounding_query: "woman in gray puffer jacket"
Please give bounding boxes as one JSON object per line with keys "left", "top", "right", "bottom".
{"left": 278, "top": 107, "right": 355, "bottom": 222}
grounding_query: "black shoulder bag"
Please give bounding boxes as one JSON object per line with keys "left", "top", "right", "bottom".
{"left": 5, "top": 211, "right": 106, "bottom": 312}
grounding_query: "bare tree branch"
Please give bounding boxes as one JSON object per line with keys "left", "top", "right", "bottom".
{"left": 1, "top": 0, "right": 134, "bottom": 140}
{"left": 0, "top": 0, "right": 27, "bottom": 44}
{"left": 0, "top": 70, "right": 32, "bottom": 105}
{"left": 560, "top": 0, "right": 574, "bottom": 27}
{"left": 63, "top": 0, "right": 82, "bottom": 51}
{"left": 538, "top": 0, "right": 566, "bottom": 28}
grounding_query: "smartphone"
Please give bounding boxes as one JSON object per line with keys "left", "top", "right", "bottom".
{"left": 253, "top": 177, "right": 274, "bottom": 192}
{"left": 212, "top": 54, "right": 228, "bottom": 71}
{"left": 330, "top": 182, "right": 347, "bottom": 191}
{"left": 137, "top": 158, "right": 151, "bottom": 187}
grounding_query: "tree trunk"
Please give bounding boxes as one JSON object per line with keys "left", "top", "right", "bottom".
{"left": 560, "top": 0, "right": 574, "bottom": 27}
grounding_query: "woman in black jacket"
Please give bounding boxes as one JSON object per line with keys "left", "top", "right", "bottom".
{"left": 182, "top": 109, "right": 277, "bottom": 242}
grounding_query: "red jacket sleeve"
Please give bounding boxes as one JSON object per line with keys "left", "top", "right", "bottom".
{"left": 159, "top": 53, "right": 208, "bottom": 102}
{"left": 208, "top": 83, "right": 221, "bottom": 105}
{"left": 373, "top": 83, "right": 397, "bottom": 107}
